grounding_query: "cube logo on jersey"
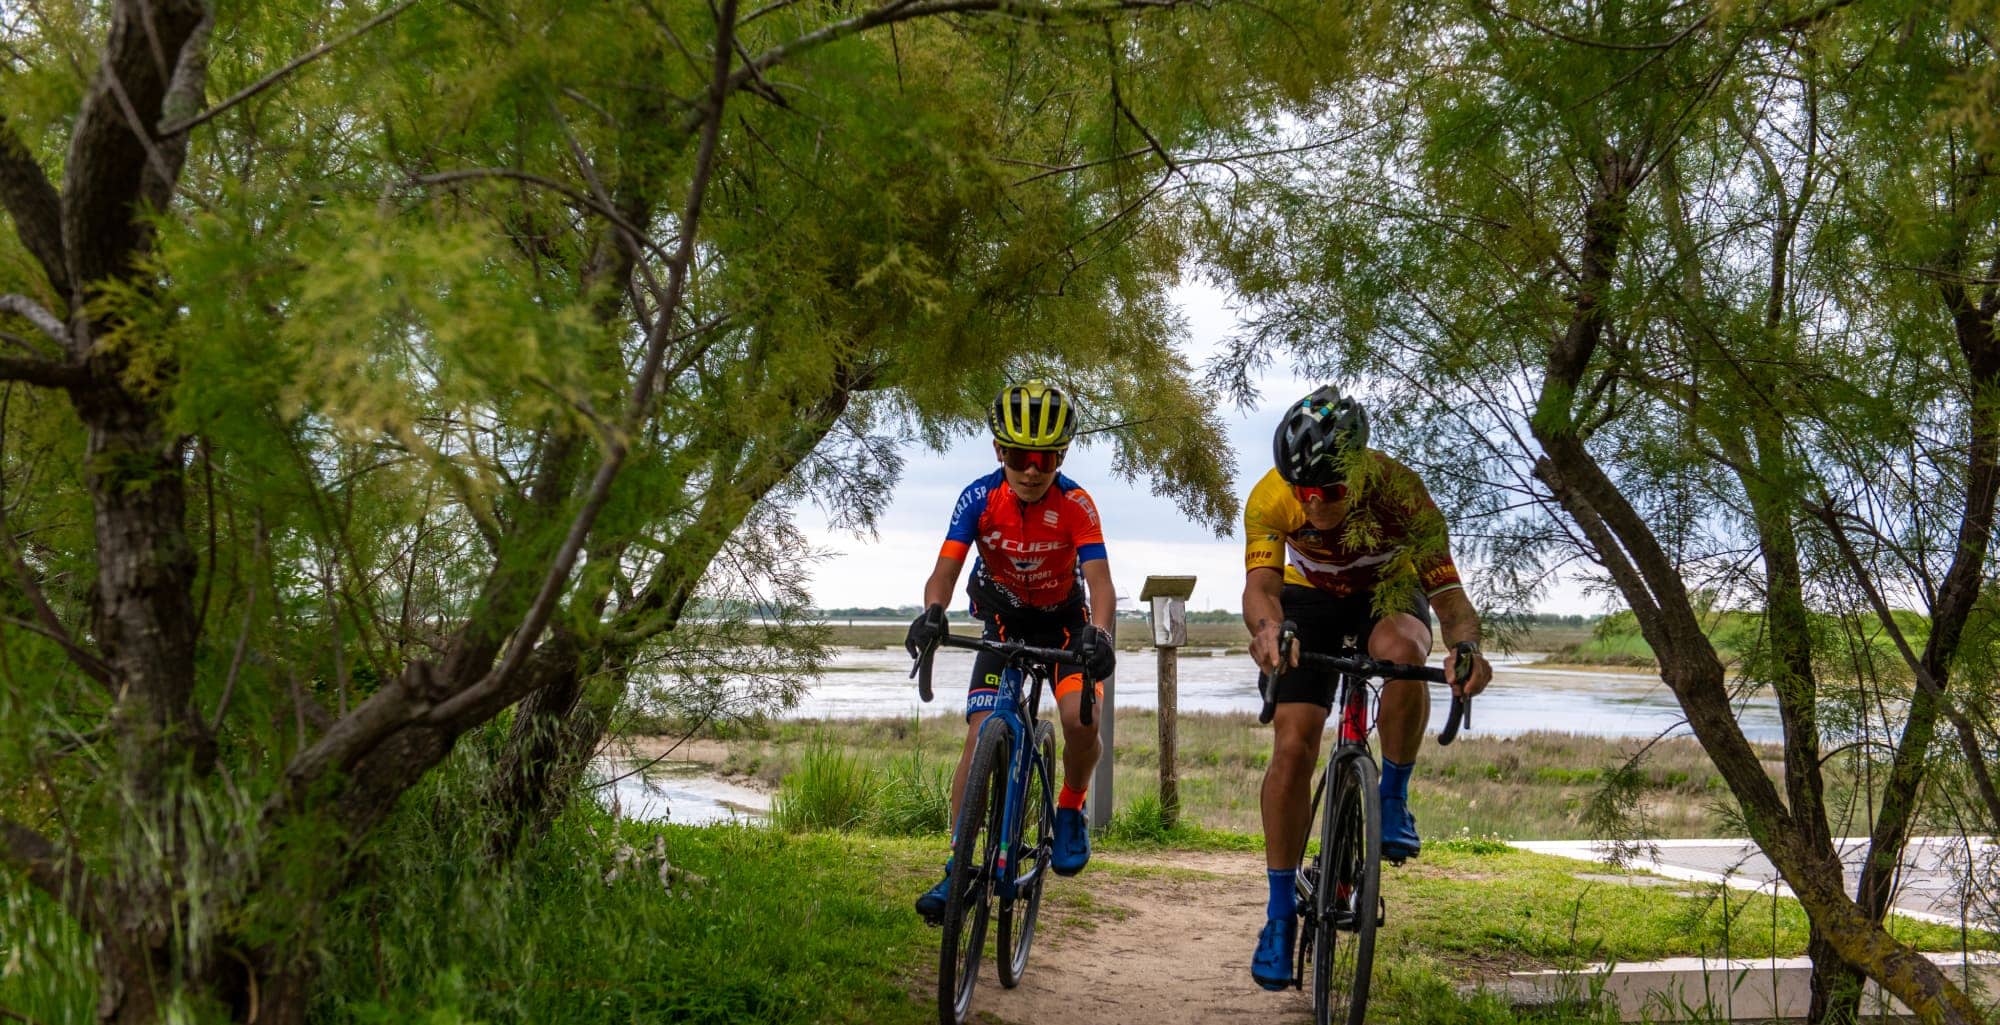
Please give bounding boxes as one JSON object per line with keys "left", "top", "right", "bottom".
{"left": 938, "top": 468, "right": 1110, "bottom": 611}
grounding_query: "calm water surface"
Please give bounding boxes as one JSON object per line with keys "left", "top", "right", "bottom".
{"left": 790, "top": 648, "right": 1785, "bottom": 743}
{"left": 606, "top": 648, "right": 1785, "bottom": 824}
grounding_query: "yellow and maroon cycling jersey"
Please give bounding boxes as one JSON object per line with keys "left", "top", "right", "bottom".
{"left": 940, "top": 469, "right": 1107, "bottom": 612}
{"left": 1243, "top": 453, "right": 1461, "bottom": 600}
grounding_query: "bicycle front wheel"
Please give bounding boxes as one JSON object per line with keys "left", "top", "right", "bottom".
{"left": 998, "top": 719, "right": 1055, "bottom": 987}
{"left": 939, "top": 724, "right": 1008, "bottom": 1025}
{"left": 1311, "top": 753, "right": 1380, "bottom": 1025}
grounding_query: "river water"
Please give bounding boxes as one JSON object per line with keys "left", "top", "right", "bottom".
{"left": 602, "top": 648, "right": 1783, "bottom": 825}
{"left": 793, "top": 647, "right": 1785, "bottom": 743}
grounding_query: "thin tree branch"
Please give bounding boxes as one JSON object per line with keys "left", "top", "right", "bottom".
{"left": 0, "top": 356, "right": 86, "bottom": 389}
{"left": 0, "top": 816, "right": 96, "bottom": 928}
{"left": 0, "top": 296, "right": 69, "bottom": 347}
{"left": 1482, "top": 0, "right": 1710, "bottom": 51}
{"left": 158, "top": 0, "right": 424, "bottom": 136}
{"left": 436, "top": 0, "right": 744, "bottom": 728}
{"left": 0, "top": 115, "right": 69, "bottom": 298}
{"left": 411, "top": 169, "right": 676, "bottom": 264}
{"left": 686, "top": 0, "right": 1194, "bottom": 136}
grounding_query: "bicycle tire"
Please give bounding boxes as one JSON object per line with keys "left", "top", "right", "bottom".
{"left": 939, "top": 724, "right": 1008, "bottom": 1025}
{"left": 998, "top": 719, "right": 1055, "bottom": 987}
{"left": 1312, "top": 753, "right": 1380, "bottom": 1025}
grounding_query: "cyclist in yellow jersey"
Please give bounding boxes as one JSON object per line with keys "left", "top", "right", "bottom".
{"left": 1245, "top": 385, "right": 1492, "bottom": 990}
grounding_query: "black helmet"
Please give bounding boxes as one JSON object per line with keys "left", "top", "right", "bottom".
{"left": 988, "top": 380, "right": 1079, "bottom": 451}
{"left": 1272, "top": 385, "right": 1369, "bottom": 486}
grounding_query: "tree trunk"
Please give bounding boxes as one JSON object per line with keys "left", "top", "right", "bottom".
{"left": 1531, "top": 146, "right": 1985, "bottom": 1025}
{"left": 1807, "top": 927, "right": 1865, "bottom": 1025}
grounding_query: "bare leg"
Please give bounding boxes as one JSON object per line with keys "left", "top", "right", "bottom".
{"left": 1261, "top": 702, "right": 1330, "bottom": 870}
{"left": 1370, "top": 613, "right": 1433, "bottom": 765}
{"left": 1055, "top": 689, "right": 1099, "bottom": 790}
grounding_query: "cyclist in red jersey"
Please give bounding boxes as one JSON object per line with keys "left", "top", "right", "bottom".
{"left": 906, "top": 381, "right": 1117, "bottom": 923}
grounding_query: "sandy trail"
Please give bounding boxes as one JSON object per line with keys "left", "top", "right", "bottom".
{"left": 963, "top": 850, "right": 1312, "bottom": 1025}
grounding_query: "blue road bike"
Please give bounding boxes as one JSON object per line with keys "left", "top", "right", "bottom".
{"left": 912, "top": 629, "right": 1097, "bottom": 1025}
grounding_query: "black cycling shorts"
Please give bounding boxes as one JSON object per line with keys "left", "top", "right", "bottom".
{"left": 1266, "top": 584, "right": 1432, "bottom": 709}
{"left": 964, "top": 590, "right": 1094, "bottom": 721}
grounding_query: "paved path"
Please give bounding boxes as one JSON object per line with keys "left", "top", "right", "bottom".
{"left": 1513, "top": 836, "right": 1999, "bottom": 928}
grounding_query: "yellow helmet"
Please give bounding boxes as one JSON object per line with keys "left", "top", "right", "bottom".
{"left": 988, "top": 380, "right": 1078, "bottom": 451}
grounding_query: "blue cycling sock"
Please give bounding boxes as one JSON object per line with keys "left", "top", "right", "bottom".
{"left": 1267, "top": 868, "right": 1297, "bottom": 920}
{"left": 1380, "top": 757, "right": 1414, "bottom": 802}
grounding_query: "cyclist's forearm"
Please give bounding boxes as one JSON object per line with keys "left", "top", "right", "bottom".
{"left": 1083, "top": 560, "right": 1116, "bottom": 635}
{"left": 1431, "top": 586, "right": 1482, "bottom": 648}
{"left": 922, "top": 557, "right": 963, "bottom": 610}
{"left": 1243, "top": 568, "right": 1285, "bottom": 636}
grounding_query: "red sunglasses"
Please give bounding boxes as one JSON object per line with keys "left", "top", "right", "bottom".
{"left": 1000, "top": 446, "right": 1063, "bottom": 472}
{"left": 1294, "top": 482, "right": 1348, "bottom": 505}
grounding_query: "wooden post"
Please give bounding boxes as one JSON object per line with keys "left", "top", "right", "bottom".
{"left": 1156, "top": 644, "right": 1180, "bottom": 828}
{"left": 1139, "top": 575, "right": 1196, "bottom": 832}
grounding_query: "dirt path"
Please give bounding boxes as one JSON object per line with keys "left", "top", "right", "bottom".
{"left": 965, "top": 849, "right": 1312, "bottom": 1025}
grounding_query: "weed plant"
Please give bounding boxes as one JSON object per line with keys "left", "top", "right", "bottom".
{"left": 868, "top": 751, "right": 951, "bottom": 836}
{"left": 771, "top": 737, "right": 874, "bottom": 832}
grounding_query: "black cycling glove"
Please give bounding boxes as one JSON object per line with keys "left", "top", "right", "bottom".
{"left": 905, "top": 603, "right": 947, "bottom": 659}
{"left": 1072, "top": 625, "right": 1116, "bottom": 680}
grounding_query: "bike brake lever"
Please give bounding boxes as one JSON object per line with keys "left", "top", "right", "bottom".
{"left": 1258, "top": 620, "right": 1300, "bottom": 726}
{"left": 1438, "top": 641, "right": 1476, "bottom": 744}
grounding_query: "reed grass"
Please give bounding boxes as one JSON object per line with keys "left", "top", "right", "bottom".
{"left": 711, "top": 711, "right": 1769, "bottom": 841}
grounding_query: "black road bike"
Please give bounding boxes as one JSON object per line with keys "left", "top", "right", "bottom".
{"left": 1258, "top": 623, "right": 1473, "bottom": 1025}
{"left": 912, "top": 629, "right": 1098, "bottom": 1025}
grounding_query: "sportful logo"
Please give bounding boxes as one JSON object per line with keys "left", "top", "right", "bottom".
{"left": 1042, "top": 509, "right": 1060, "bottom": 526}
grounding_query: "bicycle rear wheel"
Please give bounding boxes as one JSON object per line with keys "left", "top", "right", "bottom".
{"left": 939, "top": 725, "right": 1008, "bottom": 1025}
{"left": 1311, "top": 753, "right": 1380, "bottom": 1025}
{"left": 998, "top": 719, "right": 1055, "bottom": 987}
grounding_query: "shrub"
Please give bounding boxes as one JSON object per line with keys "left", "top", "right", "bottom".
{"left": 1103, "top": 791, "right": 1176, "bottom": 845}
{"left": 868, "top": 750, "right": 951, "bottom": 836}
{"left": 771, "top": 739, "right": 877, "bottom": 832}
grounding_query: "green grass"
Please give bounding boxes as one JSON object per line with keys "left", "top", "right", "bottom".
{"left": 1096, "top": 790, "right": 1262, "bottom": 851}
{"left": 1379, "top": 847, "right": 1992, "bottom": 971}
{"left": 1551, "top": 608, "right": 1935, "bottom": 670}
{"left": 768, "top": 737, "right": 951, "bottom": 837}
{"left": 313, "top": 811, "right": 941, "bottom": 1025}
{"left": 709, "top": 712, "right": 1773, "bottom": 841}
{"left": 771, "top": 737, "right": 876, "bottom": 832}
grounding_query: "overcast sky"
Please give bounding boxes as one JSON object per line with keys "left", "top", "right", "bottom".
{"left": 791, "top": 283, "right": 1605, "bottom": 615}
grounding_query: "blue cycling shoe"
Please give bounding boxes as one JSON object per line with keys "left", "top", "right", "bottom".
{"left": 1382, "top": 796, "right": 1421, "bottom": 862}
{"left": 1052, "top": 806, "right": 1091, "bottom": 876}
{"left": 915, "top": 862, "right": 952, "bottom": 924}
{"left": 1251, "top": 916, "right": 1296, "bottom": 990}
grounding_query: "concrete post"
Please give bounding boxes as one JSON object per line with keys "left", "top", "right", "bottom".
{"left": 1091, "top": 666, "right": 1114, "bottom": 830}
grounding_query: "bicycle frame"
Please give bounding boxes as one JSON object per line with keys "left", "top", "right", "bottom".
{"left": 973, "top": 661, "right": 1054, "bottom": 901}
{"left": 916, "top": 633, "right": 1067, "bottom": 900}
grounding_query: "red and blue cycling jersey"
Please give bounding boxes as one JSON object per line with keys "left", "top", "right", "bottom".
{"left": 939, "top": 469, "right": 1108, "bottom": 611}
